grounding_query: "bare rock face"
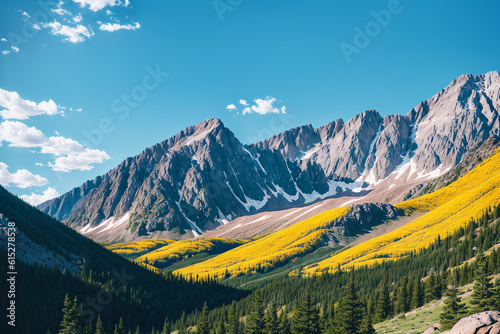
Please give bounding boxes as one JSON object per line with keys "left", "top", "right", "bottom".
{"left": 334, "top": 203, "right": 403, "bottom": 236}
{"left": 250, "top": 124, "right": 320, "bottom": 160}
{"left": 38, "top": 71, "right": 500, "bottom": 241}
{"left": 442, "top": 311, "right": 500, "bottom": 334}
{"left": 409, "top": 72, "right": 500, "bottom": 174}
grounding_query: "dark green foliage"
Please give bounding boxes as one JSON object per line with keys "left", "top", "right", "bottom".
{"left": 59, "top": 294, "right": 80, "bottom": 334}
{"left": 410, "top": 279, "right": 424, "bottom": 309}
{"left": 470, "top": 253, "right": 494, "bottom": 313}
{"left": 197, "top": 303, "right": 210, "bottom": 334}
{"left": 264, "top": 303, "right": 278, "bottom": 334}
{"left": 291, "top": 293, "right": 320, "bottom": 334}
{"left": 373, "top": 284, "right": 390, "bottom": 322}
{"left": 245, "top": 292, "right": 264, "bottom": 334}
{"left": 439, "top": 284, "right": 468, "bottom": 331}
{"left": 334, "top": 278, "right": 361, "bottom": 334}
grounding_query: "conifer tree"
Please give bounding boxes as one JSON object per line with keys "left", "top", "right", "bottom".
{"left": 359, "top": 307, "right": 375, "bottom": 334}
{"left": 424, "top": 274, "right": 437, "bottom": 303}
{"left": 179, "top": 311, "right": 189, "bottom": 334}
{"left": 228, "top": 301, "right": 240, "bottom": 334}
{"left": 291, "top": 293, "right": 320, "bottom": 334}
{"left": 439, "top": 283, "right": 467, "bottom": 330}
{"left": 264, "top": 303, "right": 278, "bottom": 334}
{"left": 395, "top": 277, "right": 409, "bottom": 314}
{"left": 246, "top": 292, "right": 264, "bottom": 334}
{"left": 374, "top": 284, "right": 390, "bottom": 322}
{"left": 334, "top": 278, "right": 361, "bottom": 334}
{"left": 59, "top": 294, "right": 80, "bottom": 334}
{"left": 162, "top": 316, "right": 170, "bottom": 334}
{"left": 95, "top": 315, "right": 104, "bottom": 334}
{"left": 470, "top": 253, "right": 493, "bottom": 313}
{"left": 492, "top": 279, "right": 500, "bottom": 310}
{"left": 197, "top": 302, "right": 211, "bottom": 334}
{"left": 410, "top": 280, "right": 423, "bottom": 309}
{"left": 278, "top": 309, "right": 290, "bottom": 334}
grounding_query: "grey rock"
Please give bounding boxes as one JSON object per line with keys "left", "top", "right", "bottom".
{"left": 443, "top": 311, "right": 500, "bottom": 334}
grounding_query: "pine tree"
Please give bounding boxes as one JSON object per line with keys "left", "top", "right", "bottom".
{"left": 228, "top": 301, "right": 239, "bottom": 334}
{"left": 439, "top": 285, "right": 467, "bottom": 331}
{"left": 162, "top": 316, "right": 170, "bottom": 334}
{"left": 59, "top": 294, "right": 80, "bottom": 334}
{"left": 359, "top": 307, "right": 375, "bottom": 334}
{"left": 373, "top": 284, "right": 390, "bottom": 323}
{"left": 492, "top": 279, "right": 500, "bottom": 310}
{"left": 278, "top": 309, "right": 290, "bottom": 334}
{"left": 335, "top": 278, "right": 361, "bottom": 334}
{"left": 179, "top": 311, "right": 188, "bottom": 334}
{"left": 118, "top": 317, "right": 125, "bottom": 334}
{"left": 470, "top": 253, "right": 493, "bottom": 313}
{"left": 395, "top": 278, "right": 409, "bottom": 314}
{"left": 290, "top": 293, "right": 320, "bottom": 334}
{"left": 410, "top": 280, "right": 423, "bottom": 309}
{"left": 95, "top": 315, "right": 104, "bottom": 334}
{"left": 246, "top": 292, "right": 264, "bottom": 334}
{"left": 424, "top": 274, "right": 437, "bottom": 303}
{"left": 197, "top": 302, "right": 211, "bottom": 334}
{"left": 264, "top": 303, "right": 278, "bottom": 334}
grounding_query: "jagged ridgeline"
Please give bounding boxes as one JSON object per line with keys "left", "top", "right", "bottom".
{"left": 39, "top": 72, "right": 500, "bottom": 242}
{"left": 0, "top": 185, "right": 247, "bottom": 334}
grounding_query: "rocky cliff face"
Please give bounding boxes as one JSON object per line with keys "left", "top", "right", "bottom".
{"left": 39, "top": 71, "right": 500, "bottom": 241}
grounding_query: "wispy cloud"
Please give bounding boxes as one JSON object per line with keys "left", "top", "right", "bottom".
{"left": 0, "top": 162, "right": 48, "bottom": 189}
{"left": 0, "top": 88, "right": 62, "bottom": 120}
{"left": 99, "top": 21, "right": 140, "bottom": 32}
{"left": 21, "top": 187, "right": 60, "bottom": 206}
{"left": 226, "top": 104, "right": 237, "bottom": 111}
{"left": 0, "top": 120, "right": 110, "bottom": 172}
{"left": 73, "top": 0, "right": 127, "bottom": 12}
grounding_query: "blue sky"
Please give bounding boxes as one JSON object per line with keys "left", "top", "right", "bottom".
{"left": 0, "top": 0, "right": 499, "bottom": 204}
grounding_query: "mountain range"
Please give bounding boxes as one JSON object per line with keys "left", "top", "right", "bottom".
{"left": 38, "top": 71, "right": 500, "bottom": 242}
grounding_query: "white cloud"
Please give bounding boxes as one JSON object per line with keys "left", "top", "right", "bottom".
{"left": 105, "top": 9, "right": 113, "bottom": 15}
{"left": 226, "top": 104, "right": 237, "bottom": 111}
{"left": 0, "top": 88, "right": 62, "bottom": 120}
{"left": 1, "top": 38, "right": 7, "bottom": 42}
{"left": 73, "top": 0, "right": 121, "bottom": 11}
{"left": 44, "top": 20, "right": 94, "bottom": 43}
{"left": 0, "top": 121, "right": 110, "bottom": 172}
{"left": 0, "top": 162, "right": 48, "bottom": 189}
{"left": 241, "top": 97, "right": 287, "bottom": 115}
{"left": 52, "top": 1, "right": 72, "bottom": 16}
{"left": 11, "top": 46, "right": 19, "bottom": 53}
{"left": 33, "top": 24, "right": 42, "bottom": 30}
{"left": 2, "top": 51, "right": 9, "bottom": 55}
{"left": 20, "top": 11, "right": 31, "bottom": 18}
{"left": 239, "top": 99, "right": 248, "bottom": 106}
{"left": 73, "top": 15, "right": 83, "bottom": 23}
{"left": 99, "top": 21, "right": 140, "bottom": 32}
{"left": 35, "top": 162, "right": 44, "bottom": 167}
{"left": 21, "top": 187, "right": 60, "bottom": 206}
